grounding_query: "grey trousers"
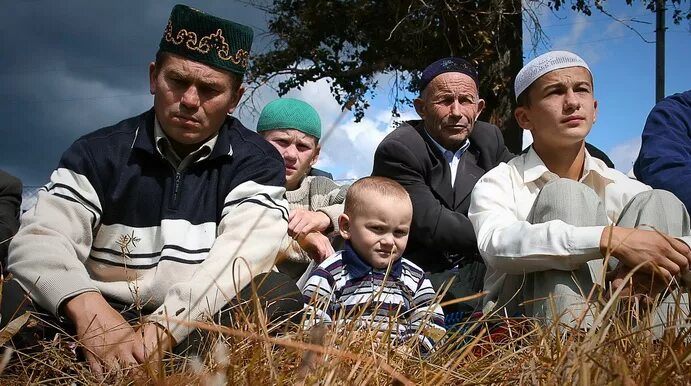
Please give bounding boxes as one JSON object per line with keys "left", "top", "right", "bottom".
{"left": 514, "top": 179, "right": 690, "bottom": 329}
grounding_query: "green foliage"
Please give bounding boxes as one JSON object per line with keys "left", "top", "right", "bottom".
{"left": 549, "top": 0, "right": 690, "bottom": 24}
{"left": 248, "top": 0, "right": 689, "bottom": 152}
{"left": 249, "top": 0, "right": 523, "bottom": 131}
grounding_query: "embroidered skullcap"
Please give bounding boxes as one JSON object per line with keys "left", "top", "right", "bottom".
{"left": 256, "top": 98, "right": 322, "bottom": 140}
{"left": 159, "top": 4, "right": 253, "bottom": 75}
{"left": 514, "top": 50, "right": 591, "bottom": 101}
{"left": 419, "top": 57, "right": 480, "bottom": 92}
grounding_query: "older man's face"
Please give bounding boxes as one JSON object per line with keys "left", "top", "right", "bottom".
{"left": 414, "top": 72, "right": 485, "bottom": 151}
{"left": 149, "top": 53, "right": 243, "bottom": 155}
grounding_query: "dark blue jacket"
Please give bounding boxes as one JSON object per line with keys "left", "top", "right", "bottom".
{"left": 634, "top": 90, "right": 691, "bottom": 210}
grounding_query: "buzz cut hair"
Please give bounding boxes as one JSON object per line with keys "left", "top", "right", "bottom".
{"left": 344, "top": 176, "right": 411, "bottom": 217}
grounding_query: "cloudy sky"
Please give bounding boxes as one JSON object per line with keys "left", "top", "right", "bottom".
{"left": 1, "top": 0, "right": 689, "bottom": 187}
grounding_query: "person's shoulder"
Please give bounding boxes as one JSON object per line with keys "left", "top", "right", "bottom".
{"left": 76, "top": 110, "right": 150, "bottom": 144}
{"left": 0, "top": 170, "right": 22, "bottom": 194}
{"left": 378, "top": 120, "right": 425, "bottom": 148}
{"left": 308, "top": 176, "right": 342, "bottom": 190}
{"left": 656, "top": 90, "right": 691, "bottom": 111}
{"left": 225, "top": 116, "right": 283, "bottom": 161}
{"left": 63, "top": 111, "right": 152, "bottom": 166}
{"left": 400, "top": 257, "right": 425, "bottom": 280}
{"left": 470, "top": 121, "right": 503, "bottom": 145}
{"left": 314, "top": 251, "right": 346, "bottom": 276}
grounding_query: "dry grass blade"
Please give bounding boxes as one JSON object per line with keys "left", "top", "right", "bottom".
{"left": 0, "top": 312, "right": 30, "bottom": 346}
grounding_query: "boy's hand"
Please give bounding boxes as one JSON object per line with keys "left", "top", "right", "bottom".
{"left": 289, "top": 208, "right": 331, "bottom": 236}
{"left": 297, "top": 232, "right": 335, "bottom": 262}
{"left": 606, "top": 263, "right": 670, "bottom": 305}
{"left": 600, "top": 226, "right": 691, "bottom": 280}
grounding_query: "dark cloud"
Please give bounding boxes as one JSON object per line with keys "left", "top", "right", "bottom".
{"left": 0, "top": 1, "right": 267, "bottom": 185}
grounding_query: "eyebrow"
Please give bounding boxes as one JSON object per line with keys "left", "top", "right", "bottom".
{"left": 167, "top": 69, "right": 225, "bottom": 89}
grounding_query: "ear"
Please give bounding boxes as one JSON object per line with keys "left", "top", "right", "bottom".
{"left": 338, "top": 213, "right": 351, "bottom": 240}
{"left": 514, "top": 106, "right": 532, "bottom": 131}
{"left": 227, "top": 84, "right": 245, "bottom": 114}
{"left": 476, "top": 98, "right": 485, "bottom": 119}
{"left": 310, "top": 144, "right": 321, "bottom": 167}
{"left": 413, "top": 97, "right": 425, "bottom": 119}
{"left": 148, "top": 62, "right": 157, "bottom": 95}
{"left": 592, "top": 99, "right": 598, "bottom": 123}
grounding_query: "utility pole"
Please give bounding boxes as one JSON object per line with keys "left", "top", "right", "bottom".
{"left": 656, "top": 0, "right": 666, "bottom": 102}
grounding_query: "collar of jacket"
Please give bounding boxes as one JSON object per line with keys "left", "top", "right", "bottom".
{"left": 342, "top": 241, "right": 403, "bottom": 280}
{"left": 132, "top": 108, "right": 235, "bottom": 161}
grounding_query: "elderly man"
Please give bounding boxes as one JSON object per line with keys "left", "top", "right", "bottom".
{"left": 257, "top": 98, "right": 347, "bottom": 280}
{"left": 372, "top": 58, "right": 513, "bottom": 317}
{"left": 1, "top": 5, "right": 301, "bottom": 374}
{"left": 469, "top": 51, "right": 691, "bottom": 327}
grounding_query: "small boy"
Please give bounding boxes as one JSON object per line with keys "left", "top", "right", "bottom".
{"left": 302, "top": 176, "right": 445, "bottom": 351}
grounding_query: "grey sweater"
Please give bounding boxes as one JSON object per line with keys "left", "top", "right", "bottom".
{"left": 278, "top": 176, "right": 348, "bottom": 279}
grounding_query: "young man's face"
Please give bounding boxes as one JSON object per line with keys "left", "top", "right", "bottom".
{"left": 515, "top": 66, "right": 597, "bottom": 149}
{"left": 262, "top": 129, "right": 319, "bottom": 191}
{"left": 338, "top": 194, "right": 412, "bottom": 270}
{"left": 149, "top": 53, "right": 243, "bottom": 154}
{"left": 414, "top": 72, "right": 485, "bottom": 151}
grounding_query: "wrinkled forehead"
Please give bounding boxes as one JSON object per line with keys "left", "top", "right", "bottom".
{"left": 424, "top": 72, "right": 479, "bottom": 96}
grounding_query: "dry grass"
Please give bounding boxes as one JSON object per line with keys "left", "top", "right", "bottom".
{"left": 0, "top": 285, "right": 690, "bottom": 385}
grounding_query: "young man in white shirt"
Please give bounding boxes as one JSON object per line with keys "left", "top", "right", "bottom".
{"left": 468, "top": 51, "right": 691, "bottom": 328}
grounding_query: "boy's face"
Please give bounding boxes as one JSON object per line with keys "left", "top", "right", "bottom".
{"left": 514, "top": 66, "right": 597, "bottom": 150}
{"left": 261, "top": 129, "right": 320, "bottom": 191}
{"left": 338, "top": 195, "right": 412, "bottom": 270}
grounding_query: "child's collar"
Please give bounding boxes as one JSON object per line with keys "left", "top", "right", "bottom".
{"left": 341, "top": 241, "right": 403, "bottom": 279}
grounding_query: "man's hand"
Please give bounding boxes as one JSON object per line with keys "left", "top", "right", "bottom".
{"left": 296, "top": 232, "right": 335, "bottom": 262}
{"left": 64, "top": 292, "right": 144, "bottom": 377}
{"left": 138, "top": 322, "right": 174, "bottom": 365}
{"left": 601, "top": 226, "right": 691, "bottom": 280}
{"left": 288, "top": 208, "right": 331, "bottom": 236}
{"left": 606, "top": 263, "right": 670, "bottom": 306}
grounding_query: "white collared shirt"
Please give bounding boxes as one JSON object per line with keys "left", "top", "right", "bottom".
{"left": 425, "top": 132, "right": 470, "bottom": 188}
{"left": 468, "top": 147, "right": 652, "bottom": 309}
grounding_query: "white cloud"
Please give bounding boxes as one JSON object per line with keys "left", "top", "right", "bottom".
{"left": 608, "top": 136, "right": 641, "bottom": 173}
{"left": 237, "top": 75, "right": 418, "bottom": 181}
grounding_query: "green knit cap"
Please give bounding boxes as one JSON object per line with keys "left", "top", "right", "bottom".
{"left": 256, "top": 98, "right": 322, "bottom": 140}
{"left": 159, "top": 4, "right": 253, "bottom": 75}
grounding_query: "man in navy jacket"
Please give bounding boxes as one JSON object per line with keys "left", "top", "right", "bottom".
{"left": 635, "top": 90, "right": 691, "bottom": 210}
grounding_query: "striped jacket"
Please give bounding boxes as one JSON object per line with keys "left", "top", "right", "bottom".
{"left": 8, "top": 109, "right": 289, "bottom": 343}
{"left": 302, "top": 243, "right": 445, "bottom": 351}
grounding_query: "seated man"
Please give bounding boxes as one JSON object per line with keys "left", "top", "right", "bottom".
{"left": 0, "top": 169, "right": 22, "bottom": 269}
{"left": 1, "top": 5, "right": 301, "bottom": 374}
{"left": 302, "top": 177, "right": 445, "bottom": 352}
{"left": 469, "top": 51, "right": 691, "bottom": 327}
{"left": 634, "top": 90, "right": 691, "bottom": 209}
{"left": 372, "top": 57, "right": 513, "bottom": 318}
{"left": 257, "top": 98, "right": 347, "bottom": 280}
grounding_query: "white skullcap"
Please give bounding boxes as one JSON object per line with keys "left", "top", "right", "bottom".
{"left": 514, "top": 50, "right": 591, "bottom": 101}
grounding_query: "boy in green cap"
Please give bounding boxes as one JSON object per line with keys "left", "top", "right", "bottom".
{"left": 257, "top": 98, "right": 348, "bottom": 281}
{"left": 2, "top": 4, "right": 302, "bottom": 375}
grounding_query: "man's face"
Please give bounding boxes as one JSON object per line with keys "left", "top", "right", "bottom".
{"left": 261, "top": 129, "right": 319, "bottom": 191}
{"left": 515, "top": 66, "right": 597, "bottom": 149}
{"left": 149, "top": 53, "right": 243, "bottom": 152}
{"left": 338, "top": 194, "right": 412, "bottom": 270}
{"left": 414, "top": 72, "right": 485, "bottom": 151}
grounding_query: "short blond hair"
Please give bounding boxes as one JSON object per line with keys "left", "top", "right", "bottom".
{"left": 344, "top": 176, "right": 411, "bottom": 216}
